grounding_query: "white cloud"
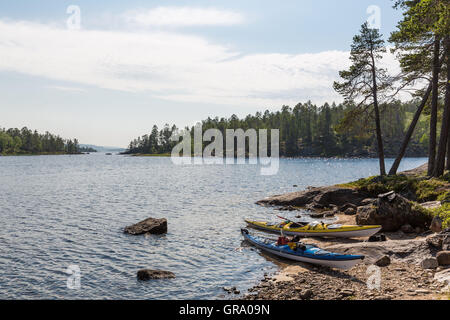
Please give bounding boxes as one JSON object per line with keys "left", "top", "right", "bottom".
{"left": 0, "top": 19, "right": 401, "bottom": 108}
{"left": 46, "top": 85, "right": 86, "bottom": 92}
{"left": 124, "top": 7, "right": 244, "bottom": 27}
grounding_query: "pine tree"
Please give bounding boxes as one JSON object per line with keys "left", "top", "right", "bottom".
{"left": 334, "top": 22, "right": 389, "bottom": 175}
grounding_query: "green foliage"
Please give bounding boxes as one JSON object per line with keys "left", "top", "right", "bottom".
{"left": 126, "top": 99, "right": 432, "bottom": 157}
{"left": 390, "top": 0, "right": 449, "bottom": 90}
{"left": 0, "top": 127, "right": 80, "bottom": 155}
{"left": 126, "top": 124, "right": 178, "bottom": 155}
{"left": 431, "top": 202, "right": 450, "bottom": 229}
{"left": 341, "top": 174, "right": 449, "bottom": 202}
{"left": 334, "top": 23, "right": 389, "bottom": 106}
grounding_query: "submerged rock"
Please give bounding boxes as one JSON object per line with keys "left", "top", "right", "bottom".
{"left": 124, "top": 217, "right": 167, "bottom": 235}
{"left": 137, "top": 269, "right": 175, "bottom": 280}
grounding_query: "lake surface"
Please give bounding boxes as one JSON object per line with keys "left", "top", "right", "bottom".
{"left": 0, "top": 155, "right": 426, "bottom": 299}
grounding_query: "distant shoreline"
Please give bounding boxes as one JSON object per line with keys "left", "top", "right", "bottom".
{"left": 122, "top": 153, "right": 427, "bottom": 160}
{"left": 126, "top": 153, "right": 172, "bottom": 157}
{"left": 0, "top": 152, "right": 83, "bottom": 156}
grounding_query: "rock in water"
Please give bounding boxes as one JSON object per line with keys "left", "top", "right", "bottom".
{"left": 375, "top": 255, "right": 391, "bottom": 267}
{"left": 420, "top": 258, "right": 438, "bottom": 269}
{"left": 436, "top": 251, "right": 450, "bottom": 266}
{"left": 137, "top": 269, "right": 175, "bottom": 280}
{"left": 124, "top": 217, "right": 167, "bottom": 235}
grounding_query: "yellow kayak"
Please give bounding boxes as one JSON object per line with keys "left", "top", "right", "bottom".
{"left": 245, "top": 220, "right": 381, "bottom": 238}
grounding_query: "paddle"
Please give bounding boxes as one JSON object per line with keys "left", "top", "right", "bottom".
{"left": 276, "top": 215, "right": 292, "bottom": 222}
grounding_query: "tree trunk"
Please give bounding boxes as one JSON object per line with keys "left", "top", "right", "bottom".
{"left": 435, "top": 37, "right": 450, "bottom": 176}
{"left": 389, "top": 83, "right": 432, "bottom": 175}
{"left": 371, "top": 51, "right": 386, "bottom": 176}
{"left": 427, "top": 37, "right": 441, "bottom": 176}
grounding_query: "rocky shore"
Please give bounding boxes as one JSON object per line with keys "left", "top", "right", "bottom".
{"left": 241, "top": 216, "right": 450, "bottom": 300}
{"left": 242, "top": 164, "right": 450, "bottom": 300}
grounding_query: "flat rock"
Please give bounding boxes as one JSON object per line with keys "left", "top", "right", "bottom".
{"left": 421, "top": 201, "right": 442, "bottom": 210}
{"left": 421, "top": 257, "right": 438, "bottom": 269}
{"left": 434, "top": 268, "right": 450, "bottom": 286}
{"left": 124, "top": 217, "right": 167, "bottom": 235}
{"left": 137, "top": 269, "right": 175, "bottom": 280}
{"left": 326, "top": 238, "right": 434, "bottom": 265}
{"left": 256, "top": 186, "right": 367, "bottom": 208}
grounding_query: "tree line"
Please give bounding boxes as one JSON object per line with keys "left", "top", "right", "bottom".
{"left": 0, "top": 127, "right": 81, "bottom": 155}
{"left": 124, "top": 99, "right": 434, "bottom": 158}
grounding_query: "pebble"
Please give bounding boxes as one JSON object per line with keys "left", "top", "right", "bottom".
{"left": 415, "top": 289, "right": 430, "bottom": 294}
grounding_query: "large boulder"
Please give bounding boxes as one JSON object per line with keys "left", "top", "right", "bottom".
{"left": 124, "top": 217, "right": 167, "bottom": 235}
{"left": 356, "top": 192, "right": 432, "bottom": 232}
{"left": 257, "top": 186, "right": 367, "bottom": 208}
{"left": 137, "top": 269, "right": 175, "bottom": 280}
{"left": 436, "top": 251, "right": 450, "bottom": 266}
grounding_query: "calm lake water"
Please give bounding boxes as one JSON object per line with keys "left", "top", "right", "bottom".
{"left": 0, "top": 155, "right": 426, "bottom": 299}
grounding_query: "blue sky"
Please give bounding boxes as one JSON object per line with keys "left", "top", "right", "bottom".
{"left": 0, "top": 0, "right": 403, "bottom": 147}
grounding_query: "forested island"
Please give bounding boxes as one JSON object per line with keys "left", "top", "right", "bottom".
{"left": 124, "top": 99, "right": 435, "bottom": 158}
{"left": 0, "top": 127, "right": 82, "bottom": 155}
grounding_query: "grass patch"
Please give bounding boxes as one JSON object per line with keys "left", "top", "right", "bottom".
{"left": 430, "top": 202, "right": 450, "bottom": 229}
{"left": 339, "top": 174, "right": 449, "bottom": 202}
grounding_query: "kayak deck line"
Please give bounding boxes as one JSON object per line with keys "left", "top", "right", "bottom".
{"left": 245, "top": 220, "right": 382, "bottom": 238}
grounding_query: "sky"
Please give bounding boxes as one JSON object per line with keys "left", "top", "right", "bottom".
{"left": 0, "top": 0, "right": 405, "bottom": 147}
